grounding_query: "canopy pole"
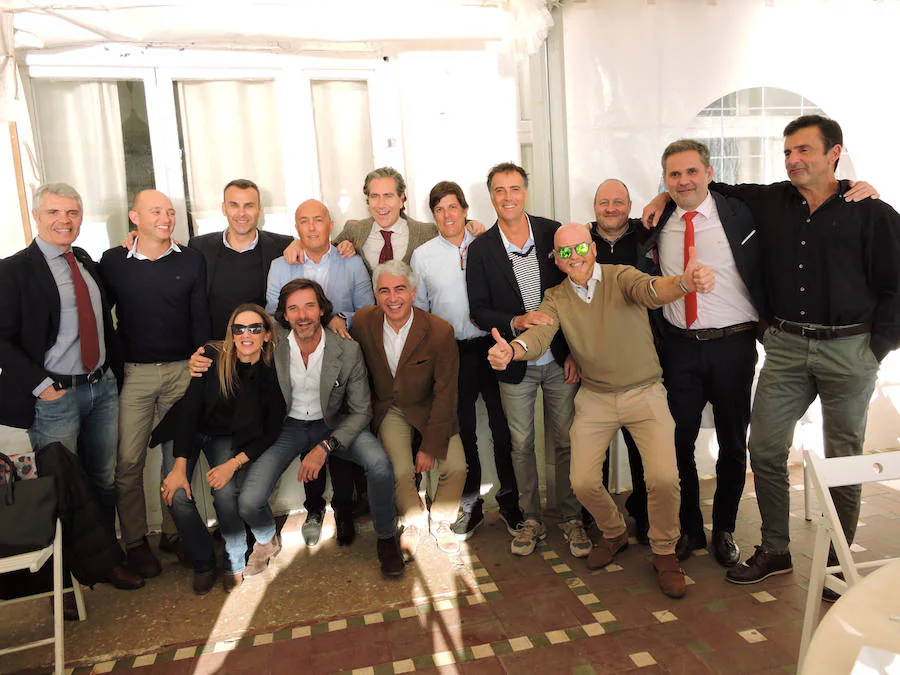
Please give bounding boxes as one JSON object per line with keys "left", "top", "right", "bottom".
{"left": 9, "top": 121, "right": 32, "bottom": 245}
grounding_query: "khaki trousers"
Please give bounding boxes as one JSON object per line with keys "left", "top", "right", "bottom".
{"left": 116, "top": 361, "right": 191, "bottom": 547}
{"left": 569, "top": 382, "right": 680, "bottom": 555}
{"left": 378, "top": 405, "right": 467, "bottom": 528}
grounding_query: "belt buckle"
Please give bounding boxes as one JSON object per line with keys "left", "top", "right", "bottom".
{"left": 694, "top": 329, "right": 715, "bottom": 341}
{"left": 799, "top": 325, "right": 812, "bottom": 338}
{"left": 88, "top": 368, "right": 103, "bottom": 384}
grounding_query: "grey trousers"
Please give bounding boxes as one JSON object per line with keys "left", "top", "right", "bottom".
{"left": 498, "top": 361, "right": 580, "bottom": 522}
{"left": 748, "top": 327, "right": 878, "bottom": 554}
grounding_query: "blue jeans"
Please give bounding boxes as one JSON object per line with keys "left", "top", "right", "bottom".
{"left": 249, "top": 418, "right": 397, "bottom": 539}
{"left": 28, "top": 369, "right": 118, "bottom": 531}
{"left": 161, "top": 436, "right": 265, "bottom": 574}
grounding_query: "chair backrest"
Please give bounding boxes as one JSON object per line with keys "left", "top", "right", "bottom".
{"left": 806, "top": 450, "right": 900, "bottom": 490}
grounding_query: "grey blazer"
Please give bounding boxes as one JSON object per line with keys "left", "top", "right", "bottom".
{"left": 333, "top": 216, "right": 438, "bottom": 273}
{"left": 274, "top": 326, "right": 372, "bottom": 449}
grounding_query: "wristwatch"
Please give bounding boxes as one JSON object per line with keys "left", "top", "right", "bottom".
{"left": 322, "top": 436, "right": 341, "bottom": 454}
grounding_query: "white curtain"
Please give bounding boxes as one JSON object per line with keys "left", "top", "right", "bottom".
{"left": 177, "top": 80, "right": 286, "bottom": 235}
{"left": 310, "top": 79, "right": 374, "bottom": 232}
{"left": 31, "top": 79, "right": 127, "bottom": 261}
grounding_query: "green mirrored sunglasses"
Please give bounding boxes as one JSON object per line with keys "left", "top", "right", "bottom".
{"left": 554, "top": 241, "right": 591, "bottom": 259}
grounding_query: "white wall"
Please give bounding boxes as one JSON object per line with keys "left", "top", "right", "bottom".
{"left": 559, "top": 0, "right": 900, "bottom": 223}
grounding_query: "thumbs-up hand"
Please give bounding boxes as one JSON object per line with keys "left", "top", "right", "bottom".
{"left": 487, "top": 327, "right": 515, "bottom": 371}
{"left": 681, "top": 246, "right": 716, "bottom": 294}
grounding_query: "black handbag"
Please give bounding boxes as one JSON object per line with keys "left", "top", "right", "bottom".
{"left": 0, "top": 452, "right": 58, "bottom": 556}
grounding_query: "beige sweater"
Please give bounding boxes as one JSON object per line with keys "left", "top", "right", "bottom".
{"left": 518, "top": 264, "right": 665, "bottom": 394}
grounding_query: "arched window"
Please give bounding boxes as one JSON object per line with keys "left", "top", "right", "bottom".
{"left": 682, "top": 87, "right": 855, "bottom": 185}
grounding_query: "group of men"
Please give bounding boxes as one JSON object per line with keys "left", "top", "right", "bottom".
{"left": 1, "top": 113, "right": 897, "bottom": 602}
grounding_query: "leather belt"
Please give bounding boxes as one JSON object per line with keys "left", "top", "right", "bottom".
{"left": 774, "top": 318, "right": 870, "bottom": 340}
{"left": 48, "top": 364, "right": 108, "bottom": 390}
{"left": 667, "top": 321, "right": 758, "bottom": 342}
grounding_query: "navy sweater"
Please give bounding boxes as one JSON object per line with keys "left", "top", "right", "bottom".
{"left": 99, "top": 246, "right": 210, "bottom": 363}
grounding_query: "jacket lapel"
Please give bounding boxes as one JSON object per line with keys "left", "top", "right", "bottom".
{"left": 397, "top": 308, "right": 427, "bottom": 372}
{"left": 712, "top": 191, "right": 748, "bottom": 272}
{"left": 27, "top": 242, "right": 61, "bottom": 329}
{"left": 274, "top": 327, "right": 293, "bottom": 407}
{"left": 486, "top": 224, "right": 521, "bottom": 297}
{"left": 320, "top": 331, "right": 342, "bottom": 414}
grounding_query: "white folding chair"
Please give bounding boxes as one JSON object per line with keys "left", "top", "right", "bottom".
{"left": 798, "top": 449, "right": 900, "bottom": 669}
{"left": 0, "top": 518, "right": 86, "bottom": 674}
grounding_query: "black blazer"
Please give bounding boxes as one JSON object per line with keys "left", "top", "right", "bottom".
{"left": 466, "top": 214, "right": 570, "bottom": 384}
{"left": 637, "top": 190, "right": 771, "bottom": 334}
{"left": 188, "top": 228, "right": 294, "bottom": 297}
{"left": 0, "top": 240, "right": 122, "bottom": 428}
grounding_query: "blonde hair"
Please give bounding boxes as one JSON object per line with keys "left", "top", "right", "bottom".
{"left": 216, "top": 304, "right": 277, "bottom": 399}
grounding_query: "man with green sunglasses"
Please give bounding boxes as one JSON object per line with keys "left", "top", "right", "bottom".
{"left": 488, "top": 223, "right": 715, "bottom": 599}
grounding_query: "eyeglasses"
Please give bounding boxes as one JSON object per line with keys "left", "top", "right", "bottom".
{"left": 553, "top": 242, "right": 591, "bottom": 259}
{"left": 231, "top": 323, "right": 266, "bottom": 336}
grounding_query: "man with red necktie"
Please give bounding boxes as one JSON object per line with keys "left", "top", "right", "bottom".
{"left": 638, "top": 140, "right": 769, "bottom": 568}
{"left": 0, "top": 182, "right": 144, "bottom": 594}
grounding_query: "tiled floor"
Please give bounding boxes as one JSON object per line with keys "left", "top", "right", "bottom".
{"left": 2, "top": 465, "right": 899, "bottom": 674}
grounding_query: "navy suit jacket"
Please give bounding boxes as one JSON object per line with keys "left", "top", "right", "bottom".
{"left": 0, "top": 241, "right": 122, "bottom": 428}
{"left": 466, "top": 215, "right": 570, "bottom": 384}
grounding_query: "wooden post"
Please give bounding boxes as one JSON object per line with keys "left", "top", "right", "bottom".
{"left": 9, "top": 121, "right": 32, "bottom": 245}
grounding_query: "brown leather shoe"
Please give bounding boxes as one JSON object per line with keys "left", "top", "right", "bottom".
{"left": 223, "top": 572, "right": 243, "bottom": 593}
{"left": 586, "top": 531, "right": 629, "bottom": 570}
{"left": 244, "top": 536, "right": 281, "bottom": 577}
{"left": 159, "top": 533, "right": 192, "bottom": 569}
{"left": 126, "top": 539, "right": 162, "bottom": 578}
{"left": 105, "top": 564, "right": 145, "bottom": 590}
{"left": 50, "top": 593, "right": 79, "bottom": 621}
{"left": 653, "top": 553, "right": 687, "bottom": 599}
{"left": 193, "top": 568, "right": 220, "bottom": 596}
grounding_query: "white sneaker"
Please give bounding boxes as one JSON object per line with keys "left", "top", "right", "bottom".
{"left": 431, "top": 521, "right": 460, "bottom": 554}
{"left": 511, "top": 519, "right": 547, "bottom": 556}
{"left": 560, "top": 519, "right": 592, "bottom": 558}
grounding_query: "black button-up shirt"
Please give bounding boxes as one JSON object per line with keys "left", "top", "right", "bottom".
{"left": 710, "top": 180, "right": 900, "bottom": 359}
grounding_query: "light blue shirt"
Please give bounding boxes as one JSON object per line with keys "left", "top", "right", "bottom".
{"left": 33, "top": 236, "right": 107, "bottom": 395}
{"left": 410, "top": 231, "right": 485, "bottom": 341}
{"left": 265, "top": 245, "right": 374, "bottom": 327}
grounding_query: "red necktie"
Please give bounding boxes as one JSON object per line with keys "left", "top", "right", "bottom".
{"left": 62, "top": 251, "right": 101, "bottom": 372}
{"left": 379, "top": 230, "right": 394, "bottom": 264}
{"left": 683, "top": 211, "right": 698, "bottom": 329}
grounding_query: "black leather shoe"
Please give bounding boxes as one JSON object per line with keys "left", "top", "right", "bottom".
{"left": 377, "top": 535, "right": 405, "bottom": 578}
{"left": 126, "top": 539, "right": 162, "bottom": 578}
{"left": 726, "top": 546, "right": 792, "bottom": 584}
{"left": 335, "top": 510, "right": 356, "bottom": 547}
{"left": 159, "top": 533, "right": 192, "bottom": 569}
{"left": 193, "top": 568, "right": 219, "bottom": 596}
{"left": 675, "top": 532, "right": 707, "bottom": 562}
{"left": 302, "top": 509, "right": 325, "bottom": 547}
{"left": 51, "top": 593, "right": 79, "bottom": 621}
{"left": 105, "top": 564, "right": 145, "bottom": 590}
{"left": 633, "top": 518, "right": 650, "bottom": 546}
{"left": 710, "top": 530, "right": 740, "bottom": 567}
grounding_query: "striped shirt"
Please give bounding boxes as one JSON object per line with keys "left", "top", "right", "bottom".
{"left": 497, "top": 218, "right": 553, "bottom": 367}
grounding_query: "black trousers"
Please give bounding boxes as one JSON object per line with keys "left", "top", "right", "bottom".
{"left": 616, "top": 427, "right": 648, "bottom": 526}
{"left": 457, "top": 336, "right": 519, "bottom": 514}
{"left": 303, "top": 454, "right": 356, "bottom": 515}
{"left": 661, "top": 328, "right": 757, "bottom": 536}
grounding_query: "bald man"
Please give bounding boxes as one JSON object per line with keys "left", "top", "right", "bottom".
{"left": 265, "top": 198, "right": 374, "bottom": 545}
{"left": 487, "top": 223, "right": 715, "bottom": 599}
{"left": 99, "top": 189, "right": 209, "bottom": 578}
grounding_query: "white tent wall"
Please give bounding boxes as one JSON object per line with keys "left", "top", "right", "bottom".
{"left": 554, "top": 0, "right": 900, "bottom": 479}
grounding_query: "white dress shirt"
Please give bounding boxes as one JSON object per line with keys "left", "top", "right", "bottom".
{"left": 127, "top": 236, "right": 181, "bottom": 261}
{"left": 658, "top": 192, "right": 758, "bottom": 329}
{"left": 222, "top": 229, "right": 259, "bottom": 252}
{"left": 288, "top": 331, "right": 325, "bottom": 420}
{"left": 362, "top": 217, "right": 409, "bottom": 270}
{"left": 383, "top": 311, "right": 414, "bottom": 377}
{"left": 411, "top": 230, "right": 485, "bottom": 341}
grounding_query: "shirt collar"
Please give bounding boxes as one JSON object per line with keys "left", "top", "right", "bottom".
{"left": 35, "top": 235, "right": 69, "bottom": 260}
{"left": 568, "top": 262, "right": 603, "bottom": 292}
{"left": 592, "top": 220, "right": 634, "bottom": 245}
{"left": 384, "top": 310, "right": 414, "bottom": 337}
{"left": 674, "top": 191, "right": 714, "bottom": 222}
{"left": 305, "top": 245, "right": 335, "bottom": 265}
{"left": 497, "top": 214, "right": 535, "bottom": 253}
{"left": 377, "top": 217, "right": 408, "bottom": 235}
{"left": 127, "top": 236, "right": 181, "bottom": 260}
{"left": 438, "top": 229, "right": 475, "bottom": 249}
{"left": 222, "top": 229, "right": 259, "bottom": 252}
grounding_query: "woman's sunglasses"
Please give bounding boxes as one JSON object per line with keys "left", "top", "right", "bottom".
{"left": 231, "top": 323, "right": 266, "bottom": 336}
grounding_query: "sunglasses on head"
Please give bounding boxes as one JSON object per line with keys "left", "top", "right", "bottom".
{"left": 553, "top": 242, "right": 591, "bottom": 259}
{"left": 231, "top": 323, "right": 266, "bottom": 336}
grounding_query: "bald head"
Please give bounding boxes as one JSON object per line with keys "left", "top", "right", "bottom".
{"left": 592, "top": 179, "right": 632, "bottom": 241}
{"left": 129, "top": 190, "right": 175, "bottom": 246}
{"left": 295, "top": 199, "right": 334, "bottom": 257}
{"left": 553, "top": 223, "right": 596, "bottom": 287}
